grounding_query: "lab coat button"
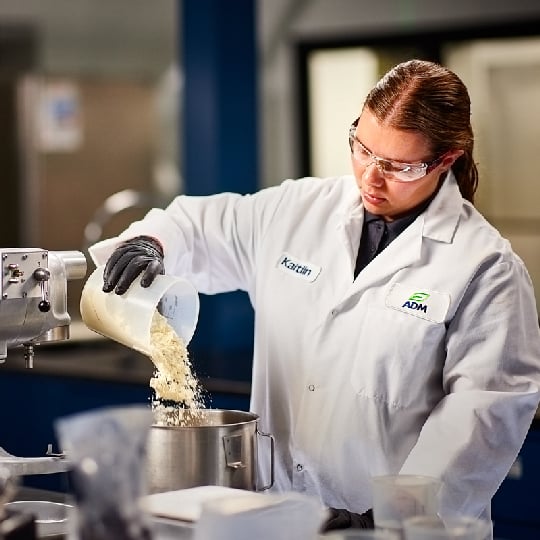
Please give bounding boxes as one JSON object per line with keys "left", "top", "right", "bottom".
{"left": 296, "top": 464, "right": 303, "bottom": 472}
{"left": 308, "top": 384, "right": 315, "bottom": 391}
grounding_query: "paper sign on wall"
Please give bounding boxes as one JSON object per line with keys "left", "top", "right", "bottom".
{"left": 37, "top": 81, "right": 83, "bottom": 152}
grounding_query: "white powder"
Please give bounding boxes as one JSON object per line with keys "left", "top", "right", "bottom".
{"left": 148, "top": 310, "right": 205, "bottom": 426}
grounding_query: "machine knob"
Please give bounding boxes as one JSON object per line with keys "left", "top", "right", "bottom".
{"left": 33, "top": 268, "right": 50, "bottom": 282}
{"left": 38, "top": 300, "right": 51, "bottom": 313}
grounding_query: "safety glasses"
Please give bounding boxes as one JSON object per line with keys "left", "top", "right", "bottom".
{"left": 348, "top": 118, "right": 445, "bottom": 182}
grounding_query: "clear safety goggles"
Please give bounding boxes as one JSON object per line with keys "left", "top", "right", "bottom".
{"left": 348, "top": 118, "right": 445, "bottom": 182}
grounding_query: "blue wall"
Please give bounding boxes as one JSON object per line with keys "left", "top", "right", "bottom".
{"left": 180, "top": 0, "right": 257, "bottom": 383}
{"left": 182, "top": 0, "right": 258, "bottom": 197}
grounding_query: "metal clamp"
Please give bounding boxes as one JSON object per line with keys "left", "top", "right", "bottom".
{"left": 45, "top": 443, "right": 66, "bottom": 459}
{"left": 223, "top": 434, "right": 246, "bottom": 470}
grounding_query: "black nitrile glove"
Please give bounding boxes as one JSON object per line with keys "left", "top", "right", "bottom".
{"left": 322, "top": 507, "right": 374, "bottom": 532}
{"left": 102, "top": 236, "right": 164, "bottom": 295}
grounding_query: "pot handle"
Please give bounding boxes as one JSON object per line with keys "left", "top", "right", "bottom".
{"left": 256, "top": 428, "right": 275, "bottom": 491}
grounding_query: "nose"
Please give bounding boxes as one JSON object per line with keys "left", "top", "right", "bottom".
{"left": 362, "top": 161, "right": 385, "bottom": 187}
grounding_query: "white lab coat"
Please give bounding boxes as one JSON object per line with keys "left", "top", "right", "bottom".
{"left": 90, "top": 172, "right": 540, "bottom": 528}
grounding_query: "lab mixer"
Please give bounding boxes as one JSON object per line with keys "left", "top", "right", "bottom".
{"left": 0, "top": 247, "right": 86, "bottom": 537}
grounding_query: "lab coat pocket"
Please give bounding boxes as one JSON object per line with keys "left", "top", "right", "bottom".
{"left": 350, "top": 304, "right": 446, "bottom": 409}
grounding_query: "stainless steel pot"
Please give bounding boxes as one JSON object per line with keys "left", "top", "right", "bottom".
{"left": 146, "top": 409, "right": 274, "bottom": 494}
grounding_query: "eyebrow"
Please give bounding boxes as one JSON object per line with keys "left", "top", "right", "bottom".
{"left": 356, "top": 136, "right": 406, "bottom": 164}
{"left": 356, "top": 135, "right": 430, "bottom": 165}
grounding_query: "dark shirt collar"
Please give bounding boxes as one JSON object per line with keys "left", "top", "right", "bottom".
{"left": 364, "top": 208, "right": 418, "bottom": 240}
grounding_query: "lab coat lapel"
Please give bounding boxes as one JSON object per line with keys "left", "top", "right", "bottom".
{"left": 336, "top": 191, "right": 365, "bottom": 277}
{"left": 421, "top": 171, "right": 463, "bottom": 244}
{"left": 349, "top": 171, "right": 463, "bottom": 291}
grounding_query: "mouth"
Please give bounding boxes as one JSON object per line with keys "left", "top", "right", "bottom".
{"left": 362, "top": 191, "right": 386, "bottom": 205}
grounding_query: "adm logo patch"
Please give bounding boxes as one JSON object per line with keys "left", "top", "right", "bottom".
{"left": 402, "top": 292, "right": 431, "bottom": 313}
{"left": 386, "top": 283, "right": 450, "bottom": 323}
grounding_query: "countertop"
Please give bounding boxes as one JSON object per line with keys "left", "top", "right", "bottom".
{"left": 0, "top": 327, "right": 251, "bottom": 398}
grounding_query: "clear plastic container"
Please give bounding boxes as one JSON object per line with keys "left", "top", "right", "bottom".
{"left": 372, "top": 475, "right": 441, "bottom": 536}
{"left": 55, "top": 405, "right": 154, "bottom": 540}
{"left": 80, "top": 265, "right": 199, "bottom": 354}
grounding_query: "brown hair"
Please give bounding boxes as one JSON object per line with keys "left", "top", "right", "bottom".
{"left": 363, "top": 59, "right": 478, "bottom": 204}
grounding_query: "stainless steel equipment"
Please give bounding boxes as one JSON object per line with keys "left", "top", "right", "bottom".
{"left": 0, "top": 247, "right": 85, "bottom": 479}
{"left": 82, "top": 189, "right": 168, "bottom": 250}
{"left": 146, "top": 409, "right": 274, "bottom": 494}
{"left": 0, "top": 248, "right": 86, "bottom": 367}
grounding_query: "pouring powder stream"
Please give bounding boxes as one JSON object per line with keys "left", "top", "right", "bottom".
{"left": 149, "top": 310, "right": 206, "bottom": 426}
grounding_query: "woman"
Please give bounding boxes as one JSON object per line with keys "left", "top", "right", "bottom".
{"left": 90, "top": 60, "right": 540, "bottom": 532}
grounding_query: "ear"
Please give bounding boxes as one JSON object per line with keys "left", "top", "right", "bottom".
{"left": 440, "top": 149, "right": 464, "bottom": 171}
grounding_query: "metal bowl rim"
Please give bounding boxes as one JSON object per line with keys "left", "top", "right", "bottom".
{"left": 151, "top": 408, "right": 259, "bottom": 429}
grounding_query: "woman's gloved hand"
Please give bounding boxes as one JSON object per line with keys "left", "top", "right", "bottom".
{"left": 102, "top": 236, "right": 164, "bottom": 295}
{"left": 322, "top": 507, "right": 374, "bottom": 532}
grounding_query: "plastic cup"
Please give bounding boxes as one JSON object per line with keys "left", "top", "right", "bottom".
{"left": 372, "top": 475, "right": 441, "bottom": 539}
{"left": 80, "top": 265, "right": 199, "bottom": 355}
{"left": 403, "top": 516, "right": 492, "bottom": 540}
